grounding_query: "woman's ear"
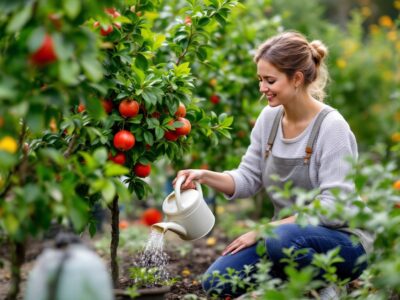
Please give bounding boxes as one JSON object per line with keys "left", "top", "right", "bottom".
{"left": 293, "top": 71, "right": 304, "bottom": 88}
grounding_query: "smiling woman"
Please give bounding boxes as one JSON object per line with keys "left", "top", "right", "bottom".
{"left": 172, "top": 31, "right": 374, "bottom": 299}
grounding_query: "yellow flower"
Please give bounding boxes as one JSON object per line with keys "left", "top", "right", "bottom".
{"left": 340, "top": 39, "right": 359, "bottom": 57}
{"left": 206, "top": 237, "right": 217, "bottom": 246}
{"left": 369, "top": 24, "right": 380, "bottom": 35}
{"left": 216, "top": 205, "right": 225, "bottom": 214}
{"left": 379, "top": 15, "right": 394, "bottom": 28}
{"left": 391, "top": 132, "right": 400, "bottom": 143}
{"left": 181, "top": 268, "right": 191, "bottom": 277}
{"left": 209, "top": 78, "right": 217, "bottom": 87}
{"left": 396, "top": 41, "right": 400, "bottom": 51}
{"left": 387, "top": 31, "right": 397, "bottom": 41}
{"left": 361, "top": 6, "right": 372, "bottom": 17}
{"left": 0, "top": 136, "right": 18, "bottom": 153}
{"left": 336, "top": 58, "right": 347, "bottom": 69}
{"left": 395, "top": 0, "right": 400, "bottom": 10}
{"left": 393, "top": 180, "right": 400, "bottom": 190}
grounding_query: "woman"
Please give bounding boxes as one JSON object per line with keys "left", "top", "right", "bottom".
{"left": 173, "top": 31, "right": 373, "bottom": 299}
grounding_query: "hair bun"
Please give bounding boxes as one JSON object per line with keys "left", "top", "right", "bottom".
{"left": 309, "top": 40, "right": 328, "bottom": 65}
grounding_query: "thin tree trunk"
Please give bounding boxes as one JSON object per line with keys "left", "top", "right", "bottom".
{"left": 109, "top": 196, "right": 119, "bottom": 288}
{"left": 6, "top": 241, "right": 25, "bottom": 300}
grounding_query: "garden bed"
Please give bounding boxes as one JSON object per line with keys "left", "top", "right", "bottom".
{"left": 0, "top": 228, "right": 227, "bottom": 300}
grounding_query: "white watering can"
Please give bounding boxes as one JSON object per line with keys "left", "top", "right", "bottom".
{"left": 152, "top": 176, "right": 215, "bottom": 241}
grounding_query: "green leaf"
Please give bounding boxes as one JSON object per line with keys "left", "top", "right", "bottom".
{"left": 27, "top": 27, "right": 45, "bottom": 52}
{"left": 6, "top": 4, "right": 32, "bottom": 33}
{"left": 69, "top": 198, "right": 88, "bottom": 231}
{"left": 221, "top": 116, "right": 234, "bottom": 127}
{"left": 174, "top": 62, "right": 191, "bottom": 76}
{"left": 131, "top": 65, "right": 145, "bottom": 85}
{"left": 114, "top": 179, "right": 131, "bottom": 202}
{"left": 58, "top": 60, "right": 80, "bottom": 86}
{"left": 146, "top": 118, "right": 160, "bottom": 129}
{"left": 4, "top": 214, "right": 19, "bottom": 235}
{"left": 102, "top": 180, "right": 116, "bottom": 203}
{"left": 63, "top": 0, "right": 81, "bottom": 19}
{"left": 135, "top": 53, "right": 148, "bottom": 70}
{"left": 93, "top": 148, "right": 107, "bottom": 165}
{"left": 144, "top": 131, "right": 154, "bottom": 145}
{"left": 39, "top": 148, "right": 65, "bottom": 166}
{"left": 196, "top": 46, "right": 207, "bottom": 61}
{"left": 80, "top": 152, "right": 96, "bottom": 169}
{"left": 81, "top": 56, "right": 104, "bottom": 82}
{"left": 214, "top": 13, "right": 226, "bottom": 26}
{"left": 0, "top": 82, "right": 17, "bottom": 100}
{"left": 133, "top": 181, "right": 145, "bottom": 200}
{"left": 142, "top": 89, "right": 157, "bottom": 105}
{"left": 153, "top": 33, "right": 166, "bottom": 50}
{"left": 198, "top": 17, "right": 211, "bottom": 26}
{"left": 0, "top": 151, "right": 18, "bottom": 169}
{"left": 154, "top": 127, "right": 164, "bottom": 141}
{"left": 53, "top": 33, "right": 74, "bottom": 60}
{"left": 105, "top": 163, "right": 129, "bottom": 177}
{"left": 218, "top": 128, "right": 231, "bottom": 139}
{"left": 86, "top": 97, "right": 106, "bottom": 120}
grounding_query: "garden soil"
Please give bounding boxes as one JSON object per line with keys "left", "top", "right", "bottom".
{"left": 0, "top": 230, "right": 227, "bottom": 300}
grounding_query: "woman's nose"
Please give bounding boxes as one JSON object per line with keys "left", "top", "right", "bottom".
{"left": 259, "top": 81, "right": 269, "bottom": 93}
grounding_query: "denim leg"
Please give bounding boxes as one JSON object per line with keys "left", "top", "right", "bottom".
{"left": 201, "top": 242, "right": 263, "bottom": 297}
{"left": 265, "top": 224, "right": 367, "bottom": 281}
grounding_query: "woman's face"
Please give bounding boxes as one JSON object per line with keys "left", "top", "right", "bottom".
{"left": 257, "top": 59, "right": 296, "bottom": 106}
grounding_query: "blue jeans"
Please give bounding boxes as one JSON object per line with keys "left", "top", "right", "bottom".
{"left": 202, "top": 224, "right": 367, "bottom": 297}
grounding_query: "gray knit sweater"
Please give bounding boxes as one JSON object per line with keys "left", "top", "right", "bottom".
{"left": 225, "top": 104, "right": 374, "bottom": 254}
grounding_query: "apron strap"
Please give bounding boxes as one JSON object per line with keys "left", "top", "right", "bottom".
{"left": 265, "top": 107, "right": 284, "bottom": 158}
{"left": 304, "top": 107, "right": 335, "bottom": 164}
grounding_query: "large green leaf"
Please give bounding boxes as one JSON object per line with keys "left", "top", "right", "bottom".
{"left": 6, "top": 3, "right": 32, "bottom": 33}
{"left": 63, "top": 0, "right": 81, "bottom": 19}
{"left": 81, "top": 55, "right": 104, "bottom": 82}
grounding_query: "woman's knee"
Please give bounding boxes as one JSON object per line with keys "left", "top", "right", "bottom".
{"left": 265, "top": 224, "right": 304, "bottom": 262}
{"left": 201, "top": 245, "right": 261, "bottom": 296}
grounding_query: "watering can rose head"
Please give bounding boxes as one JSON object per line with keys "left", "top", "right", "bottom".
{"left": 152, "top": 176, "right": 215, "bottom": 241}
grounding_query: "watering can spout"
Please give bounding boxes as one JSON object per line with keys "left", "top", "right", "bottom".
{"left": 152, "top": 222, "right": 187, "bottom": 239}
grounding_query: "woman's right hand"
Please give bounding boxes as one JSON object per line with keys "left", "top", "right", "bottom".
{"left": 172, "top": 169, "right": 206, "bottom": 190}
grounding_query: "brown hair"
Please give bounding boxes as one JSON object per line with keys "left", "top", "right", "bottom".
{"left": 254, "top": 31, "right": 329, "bottom": 101}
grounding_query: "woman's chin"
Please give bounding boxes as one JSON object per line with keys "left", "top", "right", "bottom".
{"left": 267, "top": 98, "right": 280, "bottom": 106}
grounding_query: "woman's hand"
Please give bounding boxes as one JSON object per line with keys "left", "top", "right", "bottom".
{"left": 173, "top": 169, "right": 206, "bottom": 190}
{"left": 222, "top": 231, "right": 259, "bottom": 256}
{"left": 172, "top": 169, "right": 235, "bottom": 195}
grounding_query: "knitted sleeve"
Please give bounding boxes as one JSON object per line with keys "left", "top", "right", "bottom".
{"left": 223, "top": 108, "right": 268, "bottom": 200}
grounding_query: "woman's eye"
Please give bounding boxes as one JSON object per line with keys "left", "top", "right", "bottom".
{"left": 267, "top": 80, "right": 275, "bottom": 84}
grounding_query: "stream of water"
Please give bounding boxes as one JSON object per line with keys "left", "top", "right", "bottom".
{"left": 134, "top": 229, "right": 170, "bottom": 286}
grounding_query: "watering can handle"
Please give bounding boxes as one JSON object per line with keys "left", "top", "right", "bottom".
{"left": 175, "top": 175, "right": 204, "bottom": 212}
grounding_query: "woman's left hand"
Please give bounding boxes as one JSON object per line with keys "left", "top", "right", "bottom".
{"left": 222, "top": 231, "right": 259, "bottom": 256}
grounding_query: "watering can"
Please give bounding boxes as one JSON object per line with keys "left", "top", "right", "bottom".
{"left": 152, "top": 176, "right": 215, "bottom": 241}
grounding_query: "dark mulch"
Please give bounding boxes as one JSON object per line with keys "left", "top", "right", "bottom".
{"left": 0, "top": 230, "right": 227, "bottom": 300}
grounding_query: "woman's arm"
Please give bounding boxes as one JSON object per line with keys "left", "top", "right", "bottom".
{"left": 173, "top": 169, "right": 235, "bottom": 196}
